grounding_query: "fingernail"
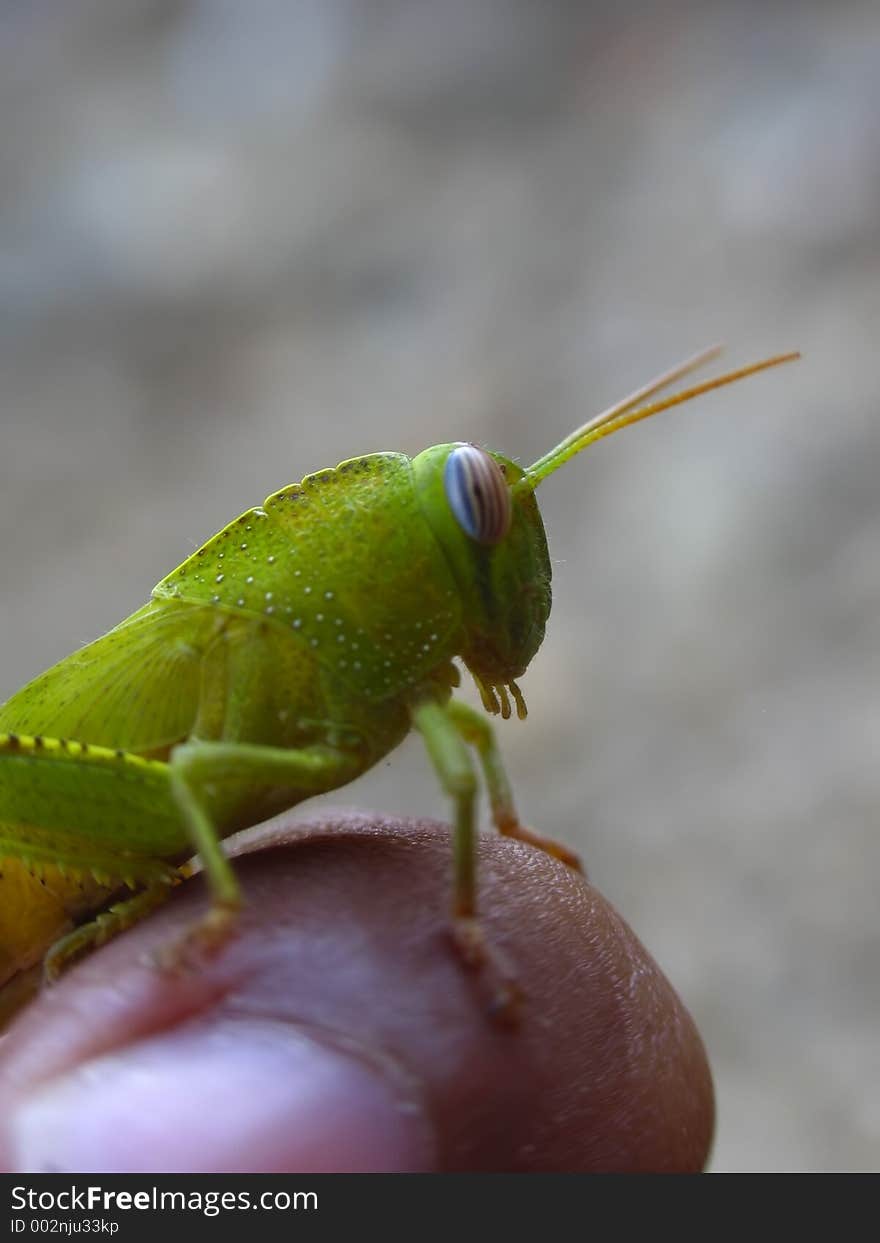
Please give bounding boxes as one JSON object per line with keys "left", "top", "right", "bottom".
{"left": 9, "top": 1017, "right": 434, "bottom": 1172}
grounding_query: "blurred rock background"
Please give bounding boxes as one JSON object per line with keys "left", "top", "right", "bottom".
{"left": 1, "top": 0, "right": 877, "bottom": 1171}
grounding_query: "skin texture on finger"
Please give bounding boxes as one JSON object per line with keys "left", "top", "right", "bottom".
{"left": 0, "top": 815, "right": 713, "bottom": 1172}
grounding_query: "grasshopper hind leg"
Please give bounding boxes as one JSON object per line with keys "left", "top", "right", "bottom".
{"left": 44, "top": 882, "right": 176, "bottom": 982}
{"left": 161, "top": 737, "right": 361, "bottom": 969}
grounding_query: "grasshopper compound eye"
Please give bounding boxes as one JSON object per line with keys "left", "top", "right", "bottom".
{"left": 444, "top": 444, "right": 513, "bottom": 546}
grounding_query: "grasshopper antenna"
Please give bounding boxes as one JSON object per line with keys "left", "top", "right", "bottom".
{"left": 522, "top": 348, "right": 801, "bottom": 490}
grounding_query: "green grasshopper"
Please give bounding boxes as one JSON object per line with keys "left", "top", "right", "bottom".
{"left": 0, "top": 346, "right": 798, "bottom": 1024}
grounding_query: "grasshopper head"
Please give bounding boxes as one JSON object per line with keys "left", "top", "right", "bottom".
{"left": 412, "top": 443, "right": 551, "bottom": 719}
{"left": 414, "top": 347, "right": 799, "bottom": 720}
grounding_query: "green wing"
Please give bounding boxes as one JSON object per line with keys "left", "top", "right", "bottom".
{"left": 0, "top": 599, "right": 219, "bottom": 754}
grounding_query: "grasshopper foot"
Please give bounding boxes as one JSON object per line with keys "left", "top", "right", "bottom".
{"left": 498, "top": 819, "right": 584, "bottom": 874}
{"left": 450, "top": 916, "right": 524, "bottom": 1027}
{"left": 153, "top": 899, "right": 240, "bottom": 974}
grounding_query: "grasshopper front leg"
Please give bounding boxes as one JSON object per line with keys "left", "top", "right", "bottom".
{"left": 445, "top": 700, "right": 583, "bottom": 872}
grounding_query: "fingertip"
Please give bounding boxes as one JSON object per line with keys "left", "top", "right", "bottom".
{"left": 0, "top": 815, "right": 713, "bottom": 1172}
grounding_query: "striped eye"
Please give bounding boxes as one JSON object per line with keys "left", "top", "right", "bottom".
{"left": 444, "top": 445, "right": 512, "bottom": 545}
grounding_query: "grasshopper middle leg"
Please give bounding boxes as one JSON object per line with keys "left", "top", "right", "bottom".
{"left": 167, "top": 738, "right": 360, "bottom": 962}
{"left": 412, "top": 698, "right": 522, "bottom": 1020}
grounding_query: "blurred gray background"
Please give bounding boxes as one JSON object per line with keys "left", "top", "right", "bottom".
{"left": 1, "top": 0, "right": 877, "bottom": 1172}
